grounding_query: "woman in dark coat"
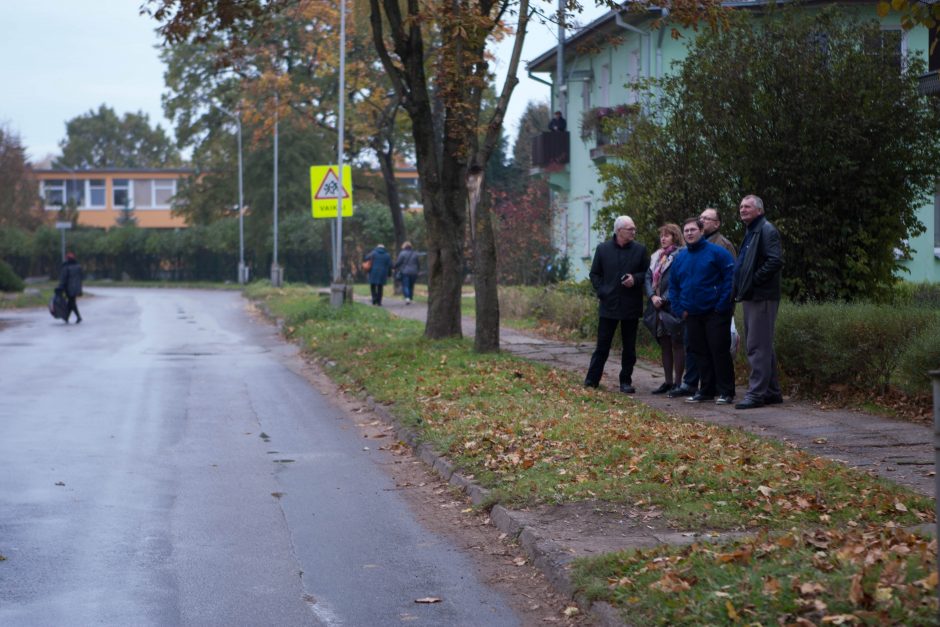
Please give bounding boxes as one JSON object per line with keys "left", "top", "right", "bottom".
{"left": 364, "top": 244, "right": 392, "bottom": 306}
{"left": 392, "top": 241, "right": 420, "bottom": 305}
{"left": 57, "top": 252, "right": 83, "bottom": 324}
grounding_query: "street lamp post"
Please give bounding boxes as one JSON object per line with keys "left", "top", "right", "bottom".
{"left": 218, "top": 105, "right": 246, "bottom": 284}
{"left": 271, "top": 90, "right": 282, "bottom": 287}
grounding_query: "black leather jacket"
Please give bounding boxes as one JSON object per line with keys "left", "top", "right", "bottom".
{"left": 733, "top": 215, "right": 783, "bottom": 302}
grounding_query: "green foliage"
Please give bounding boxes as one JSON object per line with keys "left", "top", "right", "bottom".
{"left": 775, "top": 302, "right": 938, "bottom": 394}
{"left": 889, "top": 281, "right": 940, "bottom": 309}
{"left": 56, "top": 104, "right": 180, "bottom": 169}
{"left": 598, "top": 5, "right": 940, "bottom": 302}
{"left": 0, "top": 258, "right": 24, "bottom": 292}
{"left": 896, "top": 325, "right": 940, "bottom": 397}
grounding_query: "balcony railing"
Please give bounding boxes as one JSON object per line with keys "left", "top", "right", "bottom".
{"left": 919, "top": 70, "right": 940, "bottom": 97}
{"left": 531, "top": 131, "right": 569, "bottom": 169}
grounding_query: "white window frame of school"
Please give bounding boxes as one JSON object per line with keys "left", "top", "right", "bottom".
{"left": 40, "top": 179, "right": 86, "bottom": 210}
{"left": 582, "top": 201, "right": 593, "bottom": 258}
{"left": 132, "top": 178, "right": 178, "bottom": 209}
{"left": 113, "top": 179, "right": 131, "bottom": 209}
{"left": 87, "top": 179, "right": 107, "bottom": 209}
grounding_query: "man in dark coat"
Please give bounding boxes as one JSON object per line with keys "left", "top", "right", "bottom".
{"left": 57, "top": 252, "right": 83, "bottom": 324}
{"left": 364, "top": 244, "right": 393, "bottom": 306}
{"left": 548, "top": 111, "right": 567, "bottom": 132}
{"left": 733, "top": 195, "right": 784, "bottom": 409}
{"left": 584, "top": 215, "right": 649, "bottom": 394}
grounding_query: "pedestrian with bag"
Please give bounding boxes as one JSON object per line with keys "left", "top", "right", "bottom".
{"left": 57, "top": 251, "right": 83, "bottom": 324}
{"left": 643, "top": 223, "right": 685, "bottom": 394}
{"left": 392, "top": 241, "right": 420, "bottom": 305}
{"left": 364, "top": 244, "right": 392, "bottom": 306}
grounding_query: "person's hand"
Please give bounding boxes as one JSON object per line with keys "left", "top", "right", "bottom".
{"left": 621, "top": 274, "right": 633, "bottom": 288}
{"left": 652, "top": 295, "right": 663, "bottom": 309}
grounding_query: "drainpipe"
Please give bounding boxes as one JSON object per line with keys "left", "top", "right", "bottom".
{"left": 615, "top": 11, "right": 652, "bottom": 92}
{"left": 556, "top": 0, "right": 565, "bottom": 113}
{"left": 656, "top": 8, "right": 669, "bottom": 103}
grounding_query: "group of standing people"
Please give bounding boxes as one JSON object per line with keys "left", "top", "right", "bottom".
{"left": 585, "top": 195, "right": 783, "bottom": 410}
{"left": 363, "top": 242, "right": 421, "bottom": 306}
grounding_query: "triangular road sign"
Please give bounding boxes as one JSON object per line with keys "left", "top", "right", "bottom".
{"left": 313, "top": 167, "right": 350, "bottom": 200}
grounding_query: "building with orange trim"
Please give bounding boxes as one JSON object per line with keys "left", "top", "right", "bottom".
{"left": 35, "top": 168, "right": 191, "bottom": 229}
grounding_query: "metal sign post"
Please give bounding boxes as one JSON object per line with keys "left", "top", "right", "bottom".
{"left": 55, "top": 221, "right": 72, "bottom": 262}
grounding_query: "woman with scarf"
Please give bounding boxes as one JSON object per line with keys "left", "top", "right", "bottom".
{"left": 644, "top": 223, "right": 684, "bottom": 394}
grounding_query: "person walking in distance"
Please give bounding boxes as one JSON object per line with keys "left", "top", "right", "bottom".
{"left": 57, "top": 251, "right": 83, "bottom": 324}
{"left": 364, "top": 244, "right": 392, "bottom": 306}
{"left": 733, "top": 195, "right": 784, "bottom": 410}
{"left": 392, "top": 241, "right": 420, "bottom": 305}
{"left": 668, "top": 217, "right": 736, "bottom": 405}
{"left": 584, "top": 216, "right": 649, "bottom": 394}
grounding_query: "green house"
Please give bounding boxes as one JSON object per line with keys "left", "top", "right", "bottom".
{"left": 527, "top": 1, "right": 940, "bottom": 283}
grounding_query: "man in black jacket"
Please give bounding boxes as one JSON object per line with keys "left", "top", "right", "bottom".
{"left": 733, "top": 195, "right": 784, "bottom": 409}
{"left": 585, "top": 215, "right": 649, "bottom": 394}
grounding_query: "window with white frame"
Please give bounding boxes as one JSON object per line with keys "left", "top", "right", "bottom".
{"left": 113, "top": 179, "right": 130, "bottom": 208}
{"left": 627, "top": 49, "right": 640, "bottom": 104}
{"left": 40, "top": 179, "right": 85, "bottom": 209}
{"left": 88, "top": 179, "right": 106, "bottom": 208}
{"left": 600, "top": 64, "right": 610, "bottom": 107}
{"left": 131, "top": 179, "right": 178, "bottom": 209}
{"left": 582, "top": 201, "right": 593, "bottom": 258}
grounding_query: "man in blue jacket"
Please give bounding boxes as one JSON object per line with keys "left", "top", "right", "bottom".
{"left": 669, "top": 217, "right": 736, "bottom": 404}
{"left": 584, "top": 215, "right": 649, "bottom": 394}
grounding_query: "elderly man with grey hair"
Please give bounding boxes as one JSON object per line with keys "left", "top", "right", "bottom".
{"left": 585, "top": 215, "right": 649, "bottom": 394}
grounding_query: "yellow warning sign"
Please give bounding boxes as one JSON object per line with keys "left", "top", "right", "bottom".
{"left": 310, "top": 165, "right": 354, "bottom": 218}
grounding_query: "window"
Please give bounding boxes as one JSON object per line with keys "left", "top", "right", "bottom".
{"left": 88, "top": 179, "right": 106, "bottom": 208}
{"left": 153, "top": 179, "right": 176, "bottom": 207}
{"left": 41, "top": 180, "right": 65, "bottom": 208}
{"left": 582, "top": 201, "right": 593, "bottom": 258}
{"left": 865, "top": 27, "right": 906, "bottom": 71}
{"left": 600, "top": 64, "right": 610, "bottom": 107}
{"left": 113, "top": 179, "right": 130, "bottom": 208}
{"left": 581, "top": 80, "right": 591, "bottom": 112}
{"left": 627, "top": 50, "right": 640, "bottom": 104}
{"left": 930, "top": 26, "right": 939, "bottom": 72}
{"left": 134, "top": 180, "right": 152, "bottom": 208}
{"left": 65, "top": 180, "right": 84, "bottom": 207}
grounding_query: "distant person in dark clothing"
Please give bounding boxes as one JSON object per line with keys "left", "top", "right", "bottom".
{"left": 392, "top": 241, "right": 421, "bottom": 305}
{"left": 57, "top": 252, "right": 83, "bottom": 324}
{"left": 364, "top": 244, "right": 392, "bottom": 306}
{"left": 584, "top": 215, "right": 649, "bottom": 395}
{"left": 548, "top": 111, "right": 567, "bottom": 132}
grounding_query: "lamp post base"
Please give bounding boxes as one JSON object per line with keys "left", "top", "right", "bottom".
{"left": 329, "top": 282, "right": 347, "bottom": 307}
{"left": 270, "top": 263, "right": 283, "bottom": 287}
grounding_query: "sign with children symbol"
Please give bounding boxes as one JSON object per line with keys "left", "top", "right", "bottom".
{"left": 310, "top": 165, "right": 353, "bottom": 218}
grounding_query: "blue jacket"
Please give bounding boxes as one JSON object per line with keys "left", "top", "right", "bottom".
{"left": 365, "top": 246, "right": 393, "bottom": 285}
{"left": 668, "top": 239, "right": 735, "bottom": 317}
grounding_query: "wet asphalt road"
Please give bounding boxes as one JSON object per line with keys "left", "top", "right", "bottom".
{"left": 0, "top": 288, "right": 518, "bottom": 626}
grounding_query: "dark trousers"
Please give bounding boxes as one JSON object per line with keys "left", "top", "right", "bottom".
{"left": 742, "top": 299, "right": 781, "bottom": 402}
{"left": 66, "top": 294, "right": 80, "bottom": 322}
{"left": 586, "top": 317, "right": 638, "bottom": 387}
{"left": 681, "top": 326, "right": 699, "bottom": 390}
{"left": 370, "top": 283, "right": 384, "bottom": 305}
{"left": 685, "top": 311, "right": 734, "bottom": 397}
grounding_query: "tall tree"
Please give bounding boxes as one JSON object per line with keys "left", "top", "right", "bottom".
{"left": 0, "top": 125, "right": 41, "bottom": 230}
{"left": 512, "top": 101, "right": 550, "bottom": 175}
{"left": 598, "top": 5, "right": 940, "bottom": 302}
{"left": 56, "top": 105, "right": 181, "bottom": 169}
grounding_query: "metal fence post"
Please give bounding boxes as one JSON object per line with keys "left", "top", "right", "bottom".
{"left": 932, "top": 369, "right": 940, "bottom": 616}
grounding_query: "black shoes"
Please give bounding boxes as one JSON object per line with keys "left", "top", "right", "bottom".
{"left": 735, "top": 399, "right": 765, "bottom": 410}
{"left": 583, "top": 380, "right": 599, "bottom": 389}
{"left": 715, "top": 395, "right": 735, "bottom": 405}
{"left": 620, "top": 384, "right": 636, "bottom": 394}
{"left": 651, "top": 382, "right": 672, "bottom": 395}
{"left": 667, "top": 385, "right": 694, "bottom": 399}
{"left": 686, "top": 392, "right": 715, "bottom": 403}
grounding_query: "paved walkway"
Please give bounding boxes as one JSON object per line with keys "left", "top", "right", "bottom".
{"left": 374, "top": 295, "right": 936, "bottom": 498}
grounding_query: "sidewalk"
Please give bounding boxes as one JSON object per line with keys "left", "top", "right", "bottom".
{"left": 361, "top": 294, "right": 935, "bottom": 622}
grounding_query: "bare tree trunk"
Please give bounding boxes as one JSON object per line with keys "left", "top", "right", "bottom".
{"left": 470, "top": 172, "right": 499, "bottom": 352}
{"left": 376, "top": 147, "right": 406, "bottom": 252}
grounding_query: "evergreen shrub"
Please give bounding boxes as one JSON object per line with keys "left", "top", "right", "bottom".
{"left": 776, "top": 303, "right": 936, "bottom": 394}
{"left": 0, "top": 259, "right": 25, "bottom": 292}
{"left": 895, "top": 325, "right": 940, "bottom": 397}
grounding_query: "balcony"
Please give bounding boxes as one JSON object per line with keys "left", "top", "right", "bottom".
{"left": 531, "top": 131, "right": 569, "bottom": 170}
{"left": 919, "top": 70, "right": 940, "bottom": 97}
{"left": 589, "top": 126, "right": 633, "bottom": 163}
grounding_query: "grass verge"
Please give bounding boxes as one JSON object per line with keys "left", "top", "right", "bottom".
{"left": 247, "top": 285, "right": 937, "bottom": 623}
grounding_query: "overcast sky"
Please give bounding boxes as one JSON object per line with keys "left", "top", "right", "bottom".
{"left": 0, "top": 2, "right": 606, "bottom": 165}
